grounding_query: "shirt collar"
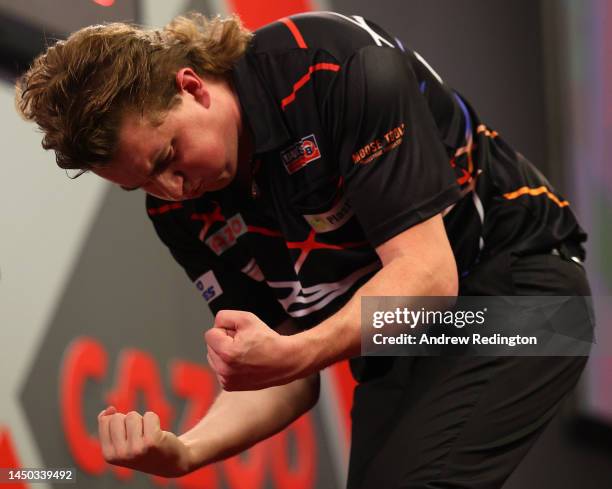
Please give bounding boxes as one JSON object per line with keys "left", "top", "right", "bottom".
{"left": 232, "top": 49, "right": 292, "bottom": 154}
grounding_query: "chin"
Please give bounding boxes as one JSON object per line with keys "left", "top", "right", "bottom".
{"left": 212, "top": 170, "right": 236, "bottom": 191}
{"left": 150, "top": 191, "right": 182, "bottom": 202}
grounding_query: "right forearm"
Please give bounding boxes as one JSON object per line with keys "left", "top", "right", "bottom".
{"left": 178, "top": 373, "right": 319, "bottom": 471}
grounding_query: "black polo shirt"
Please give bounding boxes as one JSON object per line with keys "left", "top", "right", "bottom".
{"left": 146, "top": 12, "right": 587, "bottom": 330}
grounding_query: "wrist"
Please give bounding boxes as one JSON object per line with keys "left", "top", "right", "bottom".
{"left": 292, "top": 316, "right": 353, "bottom": 374}
{"left": 284, "top": 332, "right": 317, "bottom": 379}
{"left": 177, "top": 432, "right": 212, "bottom": 472}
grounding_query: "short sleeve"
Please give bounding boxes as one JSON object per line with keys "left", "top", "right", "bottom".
{"left": 327, "top": 46, "right": 463, "bottom": 248}
{"left": 147, "top": 200, "right": 289, "bottom": 328}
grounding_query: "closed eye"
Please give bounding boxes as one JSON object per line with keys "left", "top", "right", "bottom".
{"left": 119, "top": 142, "right": 174, "bottom": 192}
{"left": 153, "top": 145, "right": 174, "bottom": 175}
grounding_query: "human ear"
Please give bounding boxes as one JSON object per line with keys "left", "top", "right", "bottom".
{"left": 175, "top": 68, "right": 210, "bottom": 107}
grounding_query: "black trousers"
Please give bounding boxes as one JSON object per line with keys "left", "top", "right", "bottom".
{"left": 346, "top": 250, "right": 592, "bottom": 489}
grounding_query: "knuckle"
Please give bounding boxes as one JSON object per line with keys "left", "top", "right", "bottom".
{"left": 143, "top": 411, "right": 159, "bottom": 424}
{"left": 101, "top": 447, "right": 115, "bottom": 462}
{"left": 111, "top": 413, "right": 125, "bottom": 422}
{"left": 114, "top": 448, "right": 129, "bottom": 461}
{"left": 129, "top": 442, "right": 146, "bottom": 457}
{"left": 142, "top": 435, "right": 158, "bottom": 450}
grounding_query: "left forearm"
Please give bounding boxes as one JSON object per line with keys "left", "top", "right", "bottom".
{"left": 295, "top": 255, "right": 458, "bottom": 373}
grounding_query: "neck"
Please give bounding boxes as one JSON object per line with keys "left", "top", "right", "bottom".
{"left": 232, "top": 124, "right": 255, "bottom": 194}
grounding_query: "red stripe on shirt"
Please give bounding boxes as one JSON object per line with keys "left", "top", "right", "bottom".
{"left": 147, "top": 202, "right": 183, "bottom": 216}
{"left": 279, "top": 17, "right": 307, "bottom": 48}
{"left": 247, "top": 225, "right": 284, "bottom": 238}
{"left": 281, "top": 63, "right": 341, "bottom": 110}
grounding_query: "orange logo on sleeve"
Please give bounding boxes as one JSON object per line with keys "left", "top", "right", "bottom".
{"left": 352, "top": 123, "right": 406, "bottom": 164}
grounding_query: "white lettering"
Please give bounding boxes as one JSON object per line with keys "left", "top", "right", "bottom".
{"left": 327, "top": 13, "right": 394, "bottom": 47}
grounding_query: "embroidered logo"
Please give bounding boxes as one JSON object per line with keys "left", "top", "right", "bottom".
{"left": 281, "top": 134, "right": 321, "bottom": 174}
{"left": 352, "top": 123, "right": 406, "bottom": 165}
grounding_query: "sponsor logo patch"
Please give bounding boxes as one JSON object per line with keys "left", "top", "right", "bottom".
{"left": 303, "top": 193, "right": 353, "bottom": 233}
{"left": 194, "top": 270, "right": 223, "bottom": 303}
{"left": 205, "top": 214, "right": 247, "bottom": 256}
{"left": 281, "top": 134, "right": 321, "bottom": 174}
{"left": 352, "top": 123, "right": 406, "bottom": 165}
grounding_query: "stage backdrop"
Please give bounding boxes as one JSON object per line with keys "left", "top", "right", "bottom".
{"left": 1, "top": 1, "right": 610, "bottom": 489}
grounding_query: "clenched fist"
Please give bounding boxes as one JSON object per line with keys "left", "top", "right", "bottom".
{"left": 97, "top": 406, "right": 194, "bottom": 477}
{"left": 205, "top": 310, "right": 309, "bottom": 390}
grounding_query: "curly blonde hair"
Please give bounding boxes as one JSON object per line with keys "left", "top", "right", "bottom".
{"left": 15, "top": 13, "right": 252, "bottom": 172}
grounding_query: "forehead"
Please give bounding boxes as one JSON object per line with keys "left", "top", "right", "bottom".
{"left": 117, "top": 113, "right": 161, "bottom": 162}
{"left": 92, "top": 113, "right": 163, "bottom": 185}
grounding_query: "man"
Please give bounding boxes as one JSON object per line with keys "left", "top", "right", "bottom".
{"left": 16, "top": 11, "right": 591, "bottom": 488}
